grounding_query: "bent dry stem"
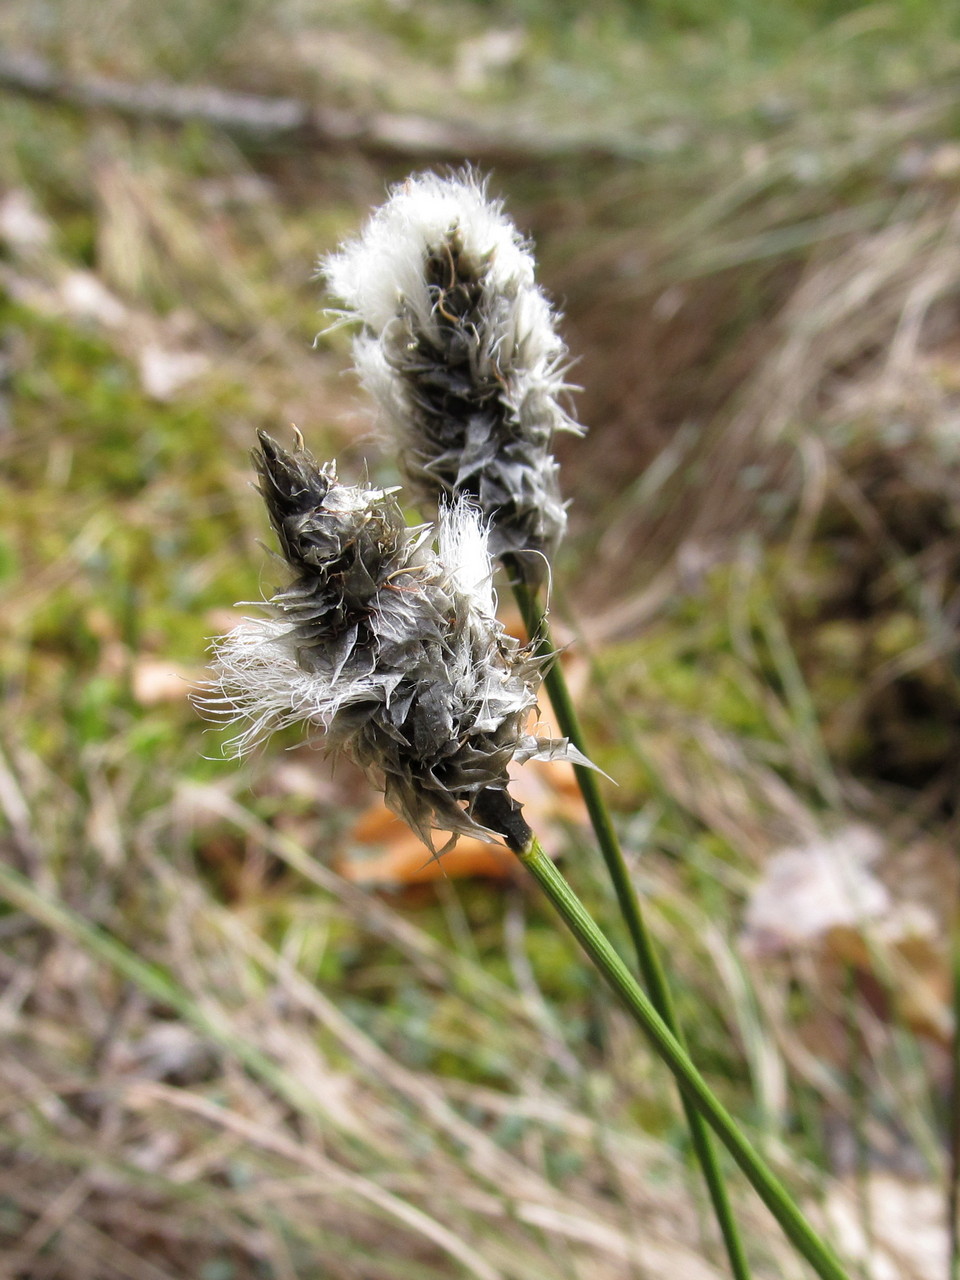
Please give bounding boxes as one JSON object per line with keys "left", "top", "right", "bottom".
{"left": 509, "top": 569, "right": 751, "bottom": 1280}
{"left": 473, "top": 790, "right": 851, "bottom": 1280}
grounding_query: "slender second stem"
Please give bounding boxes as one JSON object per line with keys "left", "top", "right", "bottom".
{"left": 509, "top": 570, "right": 752, "bottom": 1280}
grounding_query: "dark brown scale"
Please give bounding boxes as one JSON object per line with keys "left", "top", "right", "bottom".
{"left": 411, "top": 239, "right": 509, "bottom": 480}
{"left": 254, "top": 432, "right": 401, "bottom": 668}
{"left": 393, "top": 235, "right": 550, "bottom": 558}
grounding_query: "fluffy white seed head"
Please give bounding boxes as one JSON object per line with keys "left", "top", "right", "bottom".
{"left": 323, "top": 169, "right": 583, "bottom": 581}
{"left": 199, "top": 434, "right": 587, "bottom": 849}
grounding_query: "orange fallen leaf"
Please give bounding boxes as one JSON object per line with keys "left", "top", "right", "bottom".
{"left": 342, "top": 816, "right": 518, "bottom": 885}
{"left": 338, "top": 756, "right": 587, "bottom": 886}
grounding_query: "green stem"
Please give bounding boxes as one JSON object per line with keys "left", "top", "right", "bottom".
{"left": 510, "top": 571, "right": 752, "bottom": 1280}
{"left": 512, "top": 826, "right": 851, "bottom": 1280}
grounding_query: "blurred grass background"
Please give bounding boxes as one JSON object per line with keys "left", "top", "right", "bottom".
{"left": 2, "top": 1, "right": 960, "bottom": 1276}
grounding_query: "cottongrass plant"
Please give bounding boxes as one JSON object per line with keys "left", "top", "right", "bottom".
{"left": 204, "top": 175, "right": 854, "bottom": 1280}
{"left": 203, "top": 429, "right": 852, "bottom": 1280}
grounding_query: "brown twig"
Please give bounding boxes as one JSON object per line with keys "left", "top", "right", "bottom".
{"left": 0, "top": 49, "right": 640, "bottom": 167}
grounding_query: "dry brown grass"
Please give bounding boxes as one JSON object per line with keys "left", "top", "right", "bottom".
{"left": 3, "top": 2, "right": 960, "bottom": 1277}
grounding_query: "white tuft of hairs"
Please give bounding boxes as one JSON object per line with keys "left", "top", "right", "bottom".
{"left": 201, "top": 616, "right": 384, "bottom": 759}
{"left": 325, "top": 170, "right": 539, "bottom": 337}
{"left": 438, "top": 501, "right": 496, "bottom": 619}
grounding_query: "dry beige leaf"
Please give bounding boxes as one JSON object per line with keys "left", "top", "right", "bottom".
{"left": 0, "top": 188, "right": 53, "bottom": 253}
{"left": 741, "top": 825, "right": 888, "bottom": 957}
{"left": 824, "top": 1173, "right": 944, "bottom": 1280}
{"left": 742, "top": 825, "right": 950, "bottom": 1043}
{"left": 132, "top": 658, "right": 203, "bottom": 706}
{"left": 138, "top": 344, "right": 210, "bottom": 402}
